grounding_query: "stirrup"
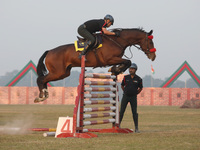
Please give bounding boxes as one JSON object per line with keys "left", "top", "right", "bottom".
{"left": 78, "top": 54, "right": 87, "bottom": 61}
{"left": 78, "top": 54, "right": 83, "bottom": 59}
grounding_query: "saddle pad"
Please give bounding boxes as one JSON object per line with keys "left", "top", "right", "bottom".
{"left": 74, "top": 41, "right": 85, "bottom": 51}
{"left": 74, "top": 36, "right": 103, "bottom": 52}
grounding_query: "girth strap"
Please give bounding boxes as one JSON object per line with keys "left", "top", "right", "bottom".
{"left": 93, "top": 50, "right": 103, "bottom": 68}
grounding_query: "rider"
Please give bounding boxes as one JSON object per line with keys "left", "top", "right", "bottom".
{"left": 77, "top": 14, "right": 120, "bottom": 59}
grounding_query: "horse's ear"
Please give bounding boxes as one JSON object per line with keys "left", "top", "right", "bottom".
{"left": 148, "top": 30, "right": 153, "bottom": 35}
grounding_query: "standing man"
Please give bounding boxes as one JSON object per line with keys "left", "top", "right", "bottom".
{"left": 119, "top": 63, "right": 143, "bottom": 133}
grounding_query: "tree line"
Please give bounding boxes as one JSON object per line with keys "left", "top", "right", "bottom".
{"left": 0, "top": 70, "right": 199, "bottom": 88}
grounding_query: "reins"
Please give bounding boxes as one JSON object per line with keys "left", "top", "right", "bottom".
{"left": 103, "top": 34, "right": 124, "bottom": 49}
{"left": 123, "top": 46, "right": 134, "bottom": 59}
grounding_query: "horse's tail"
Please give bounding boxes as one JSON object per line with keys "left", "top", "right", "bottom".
{"left": 36, "top": 51, "right": 49, "bottom": 77}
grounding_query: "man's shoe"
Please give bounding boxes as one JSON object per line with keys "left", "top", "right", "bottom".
{"left": 135, "top": 128, "right": 140, "bottom": 133}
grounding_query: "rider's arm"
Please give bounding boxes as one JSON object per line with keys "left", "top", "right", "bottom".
{"left": 102, "top": 28, "right": 115, "bottom": 35}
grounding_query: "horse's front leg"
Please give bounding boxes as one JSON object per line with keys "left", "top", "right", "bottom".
{"left": 118, "top": 60, "right": 131, "bottom": 73}
{"left": 108, "top": 59, "right": 131, "bottom": 75}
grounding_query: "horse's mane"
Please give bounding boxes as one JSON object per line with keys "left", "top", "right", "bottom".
{"left": 111, "top": 27, "right": 146, "bottom": 33}
{"left": 95, "top": 28, "right": 146, "bottom": 37}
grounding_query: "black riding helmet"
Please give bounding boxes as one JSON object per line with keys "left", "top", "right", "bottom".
{"left": 104, "top": 14, "right": 114, "bottom": 25}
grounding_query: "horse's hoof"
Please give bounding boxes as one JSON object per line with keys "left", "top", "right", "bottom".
{"left": 34, "top": 97, "right": 47, "bottom": 103}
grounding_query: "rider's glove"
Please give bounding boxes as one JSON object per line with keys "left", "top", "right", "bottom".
{"left": 114, "top": 31, "right": 120, "bottom": 37}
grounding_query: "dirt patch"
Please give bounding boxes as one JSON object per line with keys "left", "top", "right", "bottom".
{"left": 180, "top": 99, "right": 200, "bottom": 109}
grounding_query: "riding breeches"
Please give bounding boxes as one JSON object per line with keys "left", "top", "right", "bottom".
{"left": 78, "top": 24, "right": 95, "bottom": 46}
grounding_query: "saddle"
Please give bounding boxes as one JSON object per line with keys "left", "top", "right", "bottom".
{"left": 74, "top": 34, "right": 103, "bottom": 52}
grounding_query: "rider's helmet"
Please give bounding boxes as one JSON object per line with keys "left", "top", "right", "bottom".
{"left": 130, "top": 63, "right": 138, "bottom": 70}
{"left": 104, "top": 14, "right": 114, "bottom": 25}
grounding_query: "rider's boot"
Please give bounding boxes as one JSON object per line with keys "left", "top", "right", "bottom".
{"left": 78, "top": 41, "right": 92, "bottom": 59}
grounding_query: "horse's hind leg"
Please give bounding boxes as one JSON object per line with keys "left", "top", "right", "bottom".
{"left": 34, "top": 76, "right": 49, "bottom": 103}
{"left": 34, "top": 66, "right": 72, "bottom": 103}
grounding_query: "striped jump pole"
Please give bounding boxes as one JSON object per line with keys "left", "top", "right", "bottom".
{"left": 57, "top": 56, "right": 132, "bottom": 138}
{"left": 29, "top": 128, "right": 56, "bottom": 132}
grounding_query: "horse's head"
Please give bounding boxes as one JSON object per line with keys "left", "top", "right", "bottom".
{"left": 140, "top": 30, "right": 156, "bottom": 61}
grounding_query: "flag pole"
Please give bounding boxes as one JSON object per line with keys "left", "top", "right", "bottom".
{"left": 185, "top": 79, "right": 187, "bottom": 88}
{"left": 151, "top": 70, "right": 153, "bottom": 87}
{"left": 151, "top": 65, "right": 154, "bottom": 87}
{"left": 31, "top": 69, "right": 33, "bottom": 87}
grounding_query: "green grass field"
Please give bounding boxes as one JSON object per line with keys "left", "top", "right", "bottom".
{"left": 0, "top": 105, "right": 200, "bottom": 150}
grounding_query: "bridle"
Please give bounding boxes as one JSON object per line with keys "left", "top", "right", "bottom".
{"left": 103, "top": 33, "right": 156, "bottom": 59}
{"left": 133, "top": 34, "right": 149, "bottom": 51}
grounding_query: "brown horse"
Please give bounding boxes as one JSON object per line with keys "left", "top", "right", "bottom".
{"left": 34, "top": 28, "right": 156, "bottom": 102}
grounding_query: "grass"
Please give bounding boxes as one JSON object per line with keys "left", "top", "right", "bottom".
{"left": 0, "top": 105, "right": 200, "bottom": 150}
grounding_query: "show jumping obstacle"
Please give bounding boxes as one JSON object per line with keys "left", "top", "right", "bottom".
{"left": 57, "top": 56, "right": 133, "bottom": 138}
{"left": 29, "top": 128, "right": 56, "bottom": 132}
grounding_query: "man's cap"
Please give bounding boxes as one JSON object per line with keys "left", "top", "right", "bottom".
{"left": 130, "top": 63, "right": 137, "bottom": 70}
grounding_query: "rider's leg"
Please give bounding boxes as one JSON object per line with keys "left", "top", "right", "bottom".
{"left": 78, "top": 24, "right": 95, "bottom": 58}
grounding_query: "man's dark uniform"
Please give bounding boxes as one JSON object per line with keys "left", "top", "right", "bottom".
{"left": 120, "top": 74, "right": 143, "bottom": 130}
